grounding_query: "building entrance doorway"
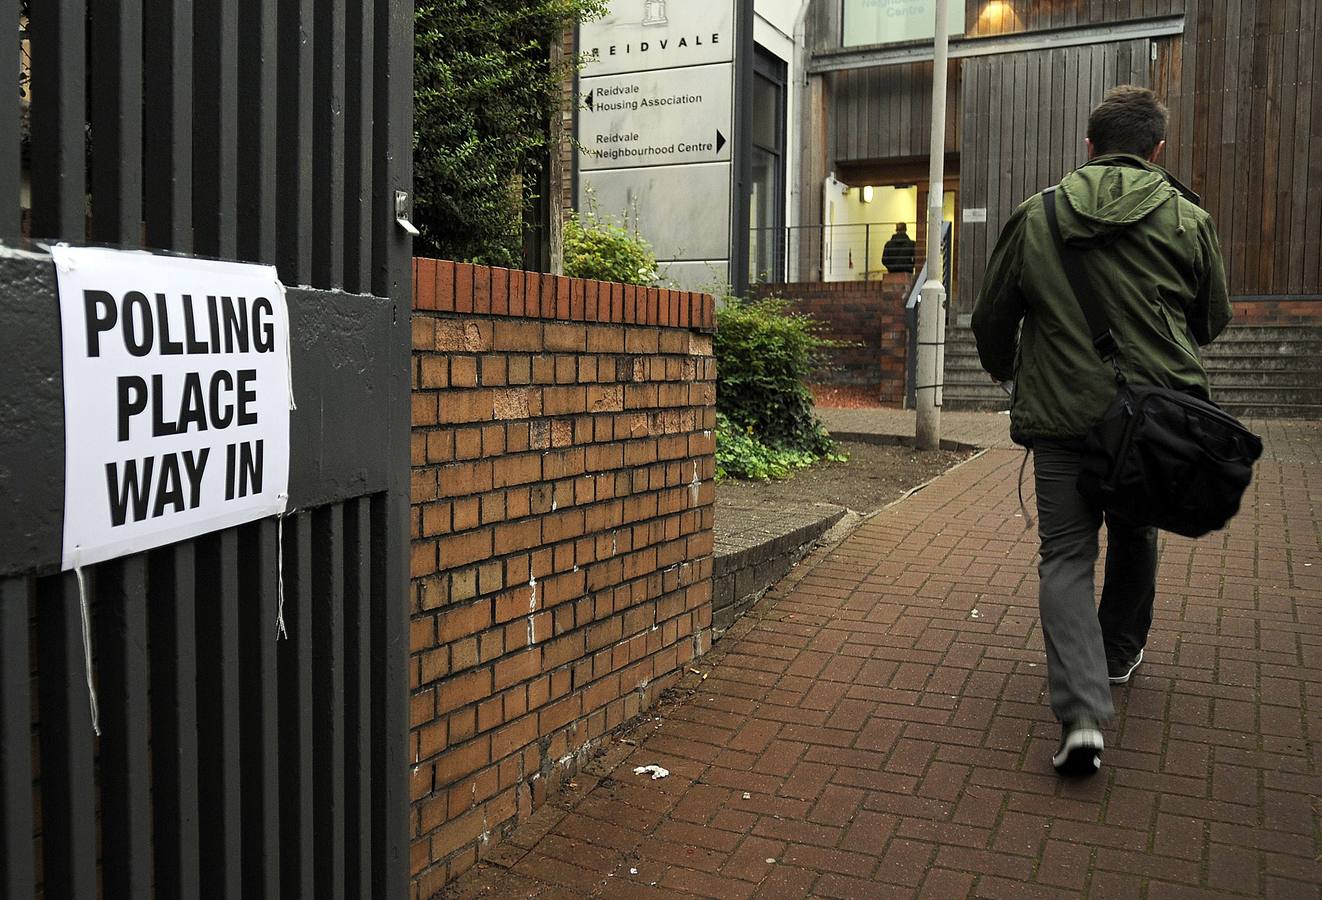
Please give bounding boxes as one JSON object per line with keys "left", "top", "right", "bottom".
{"left": 825, "top": 157, "right": 960, "bottom": 293}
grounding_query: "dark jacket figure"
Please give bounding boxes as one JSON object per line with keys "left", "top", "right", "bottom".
{"left": 972, "top": 154, "right": 1231, "bottom": 444}
{"left": 969, "top": 85, "right": 1231, "bottom": 780}
{"left": 881, "top": 224, "right": 915, "bottom": 274}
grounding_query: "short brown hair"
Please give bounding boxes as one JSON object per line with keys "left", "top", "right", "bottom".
{"left": 1087, "top": 85, "right": 1168, "bottom": 157}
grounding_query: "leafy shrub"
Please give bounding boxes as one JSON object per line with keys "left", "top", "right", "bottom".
{"left": 413, "top": 0, "right": 604, "bottom": 265}
{"left": 715, "top": 414, "right": 819, "bottom": 481}
{"left": 563, "top": 207, "right": 658, "bottom": 285}
{"left": 714, "top": 296, "right": 839, "bottom": 460}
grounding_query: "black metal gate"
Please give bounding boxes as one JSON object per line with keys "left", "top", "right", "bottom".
{"left": 2, "top": 1, "right": 413, "bottom": 896}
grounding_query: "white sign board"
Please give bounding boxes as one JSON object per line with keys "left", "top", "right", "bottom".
{"left": 580, "top": 1, "right": 734, "bottom": 76}
{"left": 962, "top": 207, "right": 988, "bottom": 223}
{"left": 577, "top": 0, "right": 739, "bottom": 292}
{"left": 842, "top": 0, "right": 967, "bottom": 47}
{"left": 578, "top": 65, "right": 733, "bottom": 171}
{"left": 53, "top": 245, "right": 293, "bottom": 571}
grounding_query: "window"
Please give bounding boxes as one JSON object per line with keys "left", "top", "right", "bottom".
{"left": 748, "top": 46, "right": 787, "bottom": 285}
{"left": 842, "top": 0, "right": 967, "bottom": 48}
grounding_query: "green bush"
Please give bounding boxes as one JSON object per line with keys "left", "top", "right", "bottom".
{"left": 715, "top": 414, "right": 819, "bottom": 481}
{"left": 563, "top": 207, "right": 658, "bottom": 285}
{"left": 714, "top": 296, "right": 839, "bottom": 461}
{"left": 413, "top": 0, "right": 604, "bottom": 265}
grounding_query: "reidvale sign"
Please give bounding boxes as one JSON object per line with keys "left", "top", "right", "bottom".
{"left": 53, "top": 245, "right": 293, "bottom": 571}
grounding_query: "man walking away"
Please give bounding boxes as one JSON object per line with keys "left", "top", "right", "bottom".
{"left": 970, "top": 86, "right": 1231, "bottom": 777}
{"left": 881, "top": 222, "right": 916, "bottom": 274}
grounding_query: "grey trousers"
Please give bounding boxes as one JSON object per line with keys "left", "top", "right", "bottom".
{"left": 1033, "top": 440, "right": 1159, "bottom": 724}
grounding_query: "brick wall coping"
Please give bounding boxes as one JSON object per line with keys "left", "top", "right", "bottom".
{"left": 413, "top": 257, "right": 716, "bottom": 331}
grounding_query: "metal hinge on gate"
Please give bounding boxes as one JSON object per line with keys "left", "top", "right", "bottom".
{"left": 395, "top": 190, "right": 420, "bottom": 236}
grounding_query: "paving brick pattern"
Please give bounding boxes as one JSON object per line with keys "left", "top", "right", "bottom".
{"left": 442, "top": 416, "right": 1322, "bottom": 899}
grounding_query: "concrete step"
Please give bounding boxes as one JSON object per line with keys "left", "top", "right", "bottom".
{"left": 1205, "top": 358, "right": 1322, "bottom": 372}
{"left": 1211, "top": 385, "right": 1322, "bottom": 405}
{"left": 1216, "top": 402, "right": 1322, "bottom": 419}
{"left": 1207, "top": 325, "right": 1322, "bottom": 341}
{"left": 941, "top": 324, "right": 1322, "bottom": 416}
{"left": 1208, "top": 370, "right": 1322, "bottom": 386}
{"left": 1204, "top": 343, "right": 1322, "bottom": 358}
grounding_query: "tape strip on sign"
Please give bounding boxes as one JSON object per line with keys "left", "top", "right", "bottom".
{"left": 53, "top": 245, "right": 294, "bottom": 571}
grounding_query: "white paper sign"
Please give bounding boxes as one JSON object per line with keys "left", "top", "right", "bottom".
{"left": 53, "top": 245, "right": 293, "bottom": 571}
{"left": 962, "top": 207, "right": 988, "bottom": 223}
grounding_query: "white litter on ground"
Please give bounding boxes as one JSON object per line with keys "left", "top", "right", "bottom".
{"left": 633, "top": 765, "right": 670, "bottom": 780}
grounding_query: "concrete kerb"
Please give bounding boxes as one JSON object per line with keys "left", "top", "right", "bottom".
{"left": 828, "top": 429, "right": 982, "bottom": 454}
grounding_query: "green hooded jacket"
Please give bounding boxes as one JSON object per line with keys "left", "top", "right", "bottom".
{"left": 971, "top": 153, "right": 1232, "bottom": 445}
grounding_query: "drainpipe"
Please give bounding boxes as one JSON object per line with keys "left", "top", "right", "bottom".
{"left": 788, "top": 0, "right": 812, "bottom": 283}
{"left": 915, "top": 0, "right": 950, "bottom": 450}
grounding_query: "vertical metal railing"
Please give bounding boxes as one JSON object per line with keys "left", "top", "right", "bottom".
{"left": 750, "top": 222, "right": 928, "bottom": 286}
{"left": 2, "top": 1, "right": 414, "bottom": 896}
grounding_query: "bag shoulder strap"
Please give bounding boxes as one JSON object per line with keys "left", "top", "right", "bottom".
{"left": 1042, "top": 187, "right": 1120, "bottom": 362}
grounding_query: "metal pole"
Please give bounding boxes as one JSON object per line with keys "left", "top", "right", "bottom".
{"left": 916, "top": 0, "right": 950, "bottom": 450}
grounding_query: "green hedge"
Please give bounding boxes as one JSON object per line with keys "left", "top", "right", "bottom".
{"left": 714, "top": 297, "right": 843, "bottom": 480}
{"left": 562, "top": 206, "right": 658, "bottom": 286}
{"left": 413, "top": 1, "right": 604, "bottom": 265}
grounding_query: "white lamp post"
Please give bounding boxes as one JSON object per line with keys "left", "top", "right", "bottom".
{"left": 916, "top": 0, "right": 951, "bottom": 451}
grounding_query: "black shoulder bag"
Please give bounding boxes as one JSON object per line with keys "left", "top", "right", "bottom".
{"left": 1042, "top": 188, "right": 1263, "bottom": 538}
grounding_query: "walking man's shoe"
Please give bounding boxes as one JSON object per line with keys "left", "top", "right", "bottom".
{"left": 1053, "top": 718, "right": 1104, "bottom": 777}
{"left": 1108, "top": 649, "right": 1143, "bottom": 685}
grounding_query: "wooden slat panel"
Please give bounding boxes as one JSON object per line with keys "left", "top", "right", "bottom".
{"left": 36, "top": 573, "right": 98, "bottom": 899}
{"left": 1260, "top": 28, "right": 1282, "bottom": 292}
{"left": 279, "top": 0, "right": 316, "bottom": 285}
{"left": 345, "top": 0, "right": 376, "bottom": 294}
{"left": 1303, "top": 0, "right": 1322, "bottom": 292}
{"left": 313, "top": 0, "right": 348, "bottom": 289}
{"left": 196, "top": 530, "right": 243, "bottom": 889}
{"left": 345, "top": 499, "right": 374, "bottom": 898}
{"left": 89, "top": 0, "right": 144, "bottom": 246}
{"left": 1, "top": 0, "right": 21, "bottom": 243}
{"left": 1273, "top": 0, "right": 1301, "bottom": 293}
{"left": 1294, "top": 0, "right": 1318, "bottom": 292}
{"left": 0, "top": 578, "right": 34, "bottom": 897}
{"left": 144, "top": 0, "right": 194, "bottom": 253}
{"left": 1217, "top": 0, "right": 1239, "bottom": 291}
{"left": 149, "top": 543, "right": 201, "bottom": 899}
{"left": 237, "top": 0, "right": 279, "bottom": 265}
{"left": 368, "top": 491, "right": 402, "bottom": 893}
{"left": 371, "top": 0, "right": 415, "bottom": 887}
{"left": 279, "top": 513, "right": 316, "bottom": 898}
{"left": 313, "top": 505, "right": 347, "bottom": 900}
{"left": 192, "top": 0, "right": 240, "bottom": 259}
{"left": 28, "top": 0, "right": 87, "bottom": 240}
{"left": 961, "top": 57, "right": 980, "bottom": 303}
{"left": 98, "top": 556, "right": 154, "bottom": 897}
{"left": 239, "top": 520, "right": 282, "bottom": 897}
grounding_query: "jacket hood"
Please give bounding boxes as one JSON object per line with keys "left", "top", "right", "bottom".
{"left": 1057, "top": 154, "right": 1198, "bottom": 246}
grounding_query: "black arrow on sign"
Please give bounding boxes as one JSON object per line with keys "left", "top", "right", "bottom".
{"left": 585, "top": 89, "right": 594, "bottom": 111}
{"left": 716, "top": 130, "right": 726, "bottom": 154}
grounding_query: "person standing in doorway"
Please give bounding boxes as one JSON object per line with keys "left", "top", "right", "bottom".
{"left": 881, "top": 222, "right": 916, "bottom": 274}
{"left": 970, "top": 86, "right": 1231, "bottom": 776}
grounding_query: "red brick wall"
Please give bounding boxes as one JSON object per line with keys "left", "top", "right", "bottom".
{"left": 409, "top": 259, "right": 717, "bottom": 896}
{"left": 760, "top": 276, "right": 912, "bottom": 404}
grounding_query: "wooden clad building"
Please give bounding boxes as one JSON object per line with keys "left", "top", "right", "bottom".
{"left": 798, "top": 0, "right": 1321, "bottom": 314}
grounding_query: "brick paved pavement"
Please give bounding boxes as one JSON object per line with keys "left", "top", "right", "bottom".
{"left": 442, "top": 421, "right": 1322, "bottom": 899}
